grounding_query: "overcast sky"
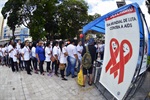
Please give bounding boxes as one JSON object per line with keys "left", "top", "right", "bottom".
{"left": 85, "top": 0, "right": 150, "bottom": 26}
{"left": 0, "top": 0, "right": 7, "bottom": 11}
{"left": 0, "top": 0, "right": 150, "bottom": 26}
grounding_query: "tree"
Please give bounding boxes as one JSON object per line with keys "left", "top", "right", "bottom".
{"left": 1, "top": 0, "right": 23, "bottom": 40}
{"left": 87, "top": 13, "right": 101, "bottom": 24}
{"left": 1, "top": 0, "right": 58, "bottom": 41}
{"left": 1, "top": 0, "right": 101, "bottom": 41}
{"left": 57, "top": 0, "right": 89, "bottom": 39}
{"left": 19, "top": 0, "right": 58, "bottom": 41}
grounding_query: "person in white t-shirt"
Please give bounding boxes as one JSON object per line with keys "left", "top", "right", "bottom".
{"left": 52, "top": 41, "right": 60, "bottom": 76}
{"left": 0, "top": 45, "right": 2, "bottom": 65}
{"left": 22, "top": 40, "right": 32, "bottom": 75}
{"left": 17, "top": 40, "right": 21, "bottom": 69}
{"left": 16, "top": 40, "right": 21, "bottom": 51}
{"left": 31, "top": 42, "right": 38, "bottom": 74}
{"left": 19, "top": 43, "right": 25, "bottom": 70}
{"left": 76, "top": 41, "right": 83, "bottom": 73}
{"left": 8, "top": 40, "right": 15, "bottom": 72}
{"left": 59, "top": 41, "right": 68, "bottom": 80}
{"left": 12, "top": 43, "right": 19, "bottom": 72}
{"left": 45, "top": 42, "right": 52, "bottom": 74}
{"left": 4, "top": 43, "right": 9, "bottom": 66}
{"left": 1, "top": 45, "right": 6, "bottom": 65}
{"left": 0, "top": 45, "right": 6, "bottom": 66}
{"left": 66, "top": 39, "right": 78, "bottom": 78}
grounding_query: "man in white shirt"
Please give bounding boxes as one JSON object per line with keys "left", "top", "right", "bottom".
{"left": 66, "top": 39, "right": 78, "bottom": 78}
{"left": 77, "top": 41, "right": 83, "bottom": 73}
{"left": 8, "top": 40, "right": 15, "bottom": 72}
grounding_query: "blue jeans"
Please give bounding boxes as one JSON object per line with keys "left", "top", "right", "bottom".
{"left": 77, "top": 59, "right": 81, "bottom": 73}
{"left": 66, "top": 56, "right": 77, "bottom": 77}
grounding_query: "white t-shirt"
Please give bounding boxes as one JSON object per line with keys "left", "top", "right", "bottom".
{"left": 31, "top": 47, "right": 36, "bottom": 58}
{"left": 0, "top": 48, "right": 2, "bottom": 56}
{"left": 53, "top": 46, "right": 60, "bottom": 60}
{"left": 99, "top": 44, "right": 104, "bottom": 52}
{"left": 77, "top": 45, "right": 83, "bottom": 60}
{"left": 95, "top": 44, "right": 98, "bottom": 53}
{"left": 67, "top": 44, "right": 77, "bottom": 59}
{"left": 19, "top": 49, "right": 24, "bottom": 61}
{"left": 2, "top": 47, "right": 6, "bottom": 56}
{"left": 22, "top": 46, "right": 30, "bottom": 61}
{"left": 45, "top": 47, "right": 52, "bottom": 62}
{"left": 59, "top": 47, "right": 67, "bottom": 63}
{"left": 85, "top": 43, "right": 88, "bottom": 46}
{"left": 17, "top": 43, "right": 21, "bottom": 51}
{"left": 5, "top": 46, "right": 8, "bottom": 55}
{"left": 12, "top": 49, "right": 18, "bottom": 62}
{"left": 8, "top": 45, "right": 14, "bottom": 58}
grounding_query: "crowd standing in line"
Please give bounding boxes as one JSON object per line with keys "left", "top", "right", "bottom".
{"left": 0, "top": 38, "right": 105, "bottom": 86}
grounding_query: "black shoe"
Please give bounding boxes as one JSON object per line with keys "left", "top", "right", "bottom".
{"left": 62, "top": 78, "right": 68, "bottom": 81}
{"left": 72, "top": 75, "right": 77, "bottom": 78}
{"left": 41, "top": 72, "right": 45, "bottom": 75}
{"left": 88, "top": 82, "right": 92, "bottom": 86}
{"left": 28, "top": 73, "right": 32, "bottom": 75}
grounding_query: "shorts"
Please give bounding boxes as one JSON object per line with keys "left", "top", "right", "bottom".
{"left": 83, "top": 67, "right": 93, "bottom": 75}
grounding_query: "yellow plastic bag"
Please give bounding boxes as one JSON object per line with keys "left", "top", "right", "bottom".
{"left": 77, "top": 69, "right": 84, "bottom": 86}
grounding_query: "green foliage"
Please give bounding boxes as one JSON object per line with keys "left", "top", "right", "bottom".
{"left": 57, "top": 0, "right": 89, "bottom": 39}
{"left": 1, "top": 0, "right": 23, "bottom": 40}
{"left": 1, "top": 0, "right": 101, "bottom": 41}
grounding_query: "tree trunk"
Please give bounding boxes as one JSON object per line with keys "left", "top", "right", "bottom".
{"left": 12, "top": 28, "right": 15, "bottom": 41}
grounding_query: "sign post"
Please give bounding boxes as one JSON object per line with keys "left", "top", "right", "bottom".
{"left": 100, "top": 7, "right": 140, "bottom": 100}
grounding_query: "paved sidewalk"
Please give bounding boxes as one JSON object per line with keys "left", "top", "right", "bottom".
{"left": 0, "top": 65, "right": 150, "bottom": 100}
{"left": 0, "top": 66, "right": 104, "bottom": 100}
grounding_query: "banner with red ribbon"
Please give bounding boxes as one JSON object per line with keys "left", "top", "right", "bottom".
{"left": 100, "top": 7, "right": 140, "bottom": 100}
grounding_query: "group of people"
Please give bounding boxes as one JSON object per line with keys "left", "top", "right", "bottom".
{"left": 0, "top": 38, "right": 105, "bottom": 86}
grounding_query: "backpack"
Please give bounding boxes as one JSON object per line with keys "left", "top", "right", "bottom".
{"left": 82, "top": 46, "right": 92, "bottom": 69}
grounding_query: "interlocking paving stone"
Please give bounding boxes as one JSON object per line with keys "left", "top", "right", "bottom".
{"left": 0, "top": 66, "right": 103, "bottom": 100}
{"left": 0, "top": 65, "right": 149, "bottom": 100}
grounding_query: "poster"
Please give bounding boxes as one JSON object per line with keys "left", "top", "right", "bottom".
{"left": 100, "top": 7, "right": 140, "bottom": 100}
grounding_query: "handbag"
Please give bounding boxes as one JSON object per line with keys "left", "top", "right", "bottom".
{"left": 59, "top": 63, "right": 65, "bottom": 70}
{"left": 77, "top": 69, "right": 84, "bottom": 86}
{"left": 50, "top": 56, "right": 56, "bottom": 62}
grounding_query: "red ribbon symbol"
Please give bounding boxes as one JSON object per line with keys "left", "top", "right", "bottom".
{"left": 105, "top": 38, "right": 133, "bottom": 84}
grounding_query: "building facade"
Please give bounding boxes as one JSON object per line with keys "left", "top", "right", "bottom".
{"left": 3, "top": 26, "right": 30, "bottom": 42}
{"left": 0, "top": 16, "right": 4, "bottom": 39}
